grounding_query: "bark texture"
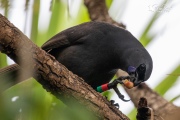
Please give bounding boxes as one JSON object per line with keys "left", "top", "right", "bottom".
{"left": 136, "top": 97, "right": 154, "bottom": 120}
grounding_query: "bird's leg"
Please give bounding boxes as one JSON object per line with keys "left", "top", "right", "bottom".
{"left": 96, "top": 76, "right": 132, "bottom": 102}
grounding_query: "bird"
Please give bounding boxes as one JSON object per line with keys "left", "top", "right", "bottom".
{"left": 0, "top": 21, "right": 153, "bottom": 96}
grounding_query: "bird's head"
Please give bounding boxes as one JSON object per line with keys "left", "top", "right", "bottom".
{"left": 111, "top": 27, "right": 153, "bottom": 87}
{"left": 119, "top": 47, "right": 153, "bottom": 87}
{"left": 127, "top": 64, "right": 147, "bottom": 86}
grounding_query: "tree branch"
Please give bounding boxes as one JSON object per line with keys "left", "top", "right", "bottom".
{"left": 0, "top": 14, "right": 129, "bottom": 120}
{"left": 136, "top": 97, "right": 154, "bottom": 120}
{"left": 124, "top": 83, "right": 180, "bottom": 119}
{"left": 84, "top": 0, "right": 125, "bottom": 28}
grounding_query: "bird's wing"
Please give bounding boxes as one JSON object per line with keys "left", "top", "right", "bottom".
{"left": 41, "top": 22, "right": 94, "bottom": 52}
{"left": 41, "top": 34, "right": 70, "bottom": 52}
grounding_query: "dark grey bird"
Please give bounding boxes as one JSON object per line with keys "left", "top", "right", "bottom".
{"left": 0, "top": 21, "right": 153, "bottom": 95}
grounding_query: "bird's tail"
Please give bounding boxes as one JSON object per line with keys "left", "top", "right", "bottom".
{"left": 0, "top": 64, "right": 30, "bottom": 91}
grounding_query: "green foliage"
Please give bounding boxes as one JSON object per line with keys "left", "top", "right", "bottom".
{"left": 0, "top": 79, "right": 98, "bottom": 120}
{"left": 105, "top": 0, "right": 113, "bottom": 8}
{"left": 30, "top": 0, "right": 40, "bottom": 42}
{"left": 128, "top": 109, "right": 137, "bottom": 120}
{"left": 170, "top": 94, "right": 180, "bottom": 102}
{"left": 0, "top": 79, "right": 65, "bottom": 120}
{"left": 140, "top": 0, "right": 170, "bottom": 46}
{"left": 0, "top": 0, "right": 9, "bottom": 16}
{"left": 139, "top": 13, "right": 159, "bottom": 46}
{"left": 47, "top": 0, "right": 66, "bottom": 39}
{"left": 155, "top": 65, "right": 180, "bottom": 95}
{"left": 0, "top": 53, "right": 7, "bottom": 68}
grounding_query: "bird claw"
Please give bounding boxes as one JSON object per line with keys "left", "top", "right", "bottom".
{"left": 120, "top": 96, "right": 130, "bottom": 102}
{"left": 110, "top": 100, "right": 119, "bottom": 108}
{"left": 113, "top": 86, "right": 130, "bottom": 102}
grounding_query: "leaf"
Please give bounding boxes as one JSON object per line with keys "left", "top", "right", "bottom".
{"left": 0, "top": 0, "right": 9, "bottom": 17}
{"left": 105, "top": 0, "right": 113, "bottom": 8}
{"left": 170, "top": 94, "right": 180, "bottom": 102}
{"left": 155, "top": 65, "right": 180, "bottom": 95}
{"left": 30, "top": 0, "right": 40, "bottom": 43}
{"left": 128, "top": 109, "right": 137, "bottom": 120}
{"left": 140, "top": 0, "right": 170, "bottom": 46}
{"left": 0, "top": 53, "right": 7, "bottom": 68}
{"left": 47, "top": 0, "right": 65, "bottom": 39}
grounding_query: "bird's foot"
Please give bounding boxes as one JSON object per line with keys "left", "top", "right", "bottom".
{"left": 110, "top": 100, "right": 119, "bottom": 108}
{"left": 113, "top": 86, "right": 131, "bottom": 102}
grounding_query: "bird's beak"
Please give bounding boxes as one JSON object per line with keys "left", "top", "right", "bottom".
{"left": 132, "top": 78, "right": 142, "bottom": 86}
{"left": 128, "top": 64, "right": 146, "bottom": 87}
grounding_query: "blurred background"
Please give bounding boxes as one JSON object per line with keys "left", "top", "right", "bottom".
{"left": 0, "top": 0, "right": 180, "bottom": 119}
